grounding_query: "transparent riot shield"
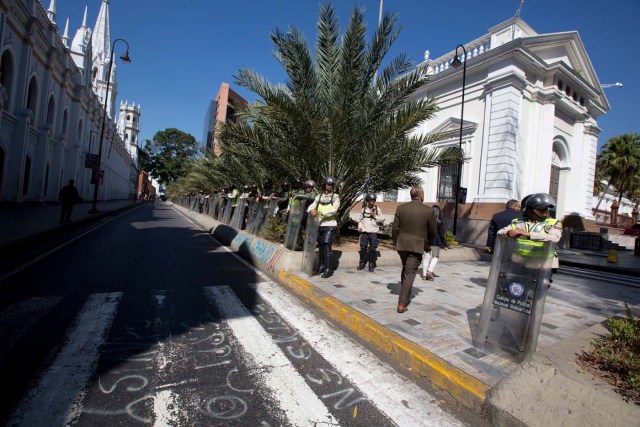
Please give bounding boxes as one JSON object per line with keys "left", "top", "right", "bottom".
{"left": 221, "top": 199, "right": 233, "bottom": 224}
{"left": 301, "top": 214, "right": 320, "bottom": 275}
{"left": 284, "top": 200, "right": 307, "bottom": 250}
{"left": 256, "top": 199, "right": 278, "bottom": 234}
{"left": 215, "top": 196, "right": 225, "bottom": 220}
{"left": 474, "top": 236, "right": 555, "bottom": 362}
{"left": 245, "top": 199, "right": 260, "bottom": 233}
{"left": 229, "top": 199, "right": 244, "bottom": 229}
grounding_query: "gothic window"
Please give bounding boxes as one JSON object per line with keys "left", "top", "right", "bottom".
{"left": 44, "top": 163, "right": 50, "bottom": 195}
{"left": 132, "top": 135, "right": 136, "bottom": 143}
{"left": 46, "top": 95, "right": 55, "bottom": 126}
{"left": 127, "top": 114, "right": 130, "bottom": 121}
{"left": 77, "top": 119, "right": 83, "bottom": 140}
{"left": 26, "top": 76, "right": 38, "bottom": 113}
{"left": 62, "top": 109, "right": 68, "bottom": 135}
{"left": 22, "top": 155, "right": 31, "bottom": 195}
{"left": 0, "top": 50, "right": 15, "bottom": 108}
{"left": 92, "top": 67, "right": 98, "bottom": 81}
{"left": 437, "top": 163, "right": 459, "bottom": 203}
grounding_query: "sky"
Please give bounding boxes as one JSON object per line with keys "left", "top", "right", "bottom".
{"left": 52, "top": 0, "right": 638, "bottom": 151}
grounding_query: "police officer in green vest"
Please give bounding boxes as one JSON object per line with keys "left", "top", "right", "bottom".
{"left": 308, "top": 177, "right": 341, "bottom": 278}
{"left": 498, "top": 192, "right": 563, "bottom": 277}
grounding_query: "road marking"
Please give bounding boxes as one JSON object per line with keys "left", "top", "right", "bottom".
{"left": 8, "top": 292, "right": 122, "bottom": 427}
{"left": 203, "top": 286, "right": 338, "bottom": 426}
{"left": 251, "top": 280, "right": 463, "bottom": 426}
{"left": 0, "top": 296, "right": 62, "bottom": 365}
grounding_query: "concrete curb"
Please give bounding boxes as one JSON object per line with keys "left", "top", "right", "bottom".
{"left": 277, "top": 269, "right": 491, "bottom": 413}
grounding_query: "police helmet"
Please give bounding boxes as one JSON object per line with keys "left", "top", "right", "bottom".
{"left": 365, "top": 193, "right": 377, "bottom": 201}
{"left": 525, "top": 193, "right": 555, "bottom": 210}
{"left": 323, "top": 176, "right": 336, "bottom": 185}
{"left": 263, "top": 179, "right": 273, "bottom": 190}
{"left": 228, "top": 184, "right": 235, "bottom": 191}
{"left": 281, "top": 181, "right": 290, "bottom": 189}
{"left": 242, "top": 184, "right": 251, "bottom": 191}
{"left": 291, "top": 177, "right": 303, "bottom": 188}
{"left": 304, "top": 180, "right": 316, "bottom": 188}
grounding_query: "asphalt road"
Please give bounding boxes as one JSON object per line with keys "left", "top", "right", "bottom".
{"left": 0, "top": 203, "right": 466, "bottom": 426}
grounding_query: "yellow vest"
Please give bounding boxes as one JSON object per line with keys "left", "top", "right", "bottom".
{"left": 511, "top": 218, "right": 560, "bottom": 258}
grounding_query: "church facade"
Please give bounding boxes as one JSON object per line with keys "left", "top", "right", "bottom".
{"left": 0, "top": 0, "right": 138, "bottom": 204}
{"left": 400, "top": 17, "right": 609, "bottom": 242}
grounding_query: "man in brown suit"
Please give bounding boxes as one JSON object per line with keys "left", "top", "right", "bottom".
{"left": 392, "top": 187, "right": 437, "bottom": 313}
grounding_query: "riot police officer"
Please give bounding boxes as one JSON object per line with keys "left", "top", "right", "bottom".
{"left": 308, "top": 177, "right": 341, "bottom": 278}
{"left": 358, "top": 193, "right": 382, "bottom": 272}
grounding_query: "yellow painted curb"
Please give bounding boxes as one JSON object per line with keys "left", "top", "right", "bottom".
{"left": 278, "top": 270, "right": 491, "bottom": 412}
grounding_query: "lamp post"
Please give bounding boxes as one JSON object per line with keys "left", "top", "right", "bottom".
{"left": 450, "top": 44, "right": 467, "bottom": 236}
{"left": 89, "top": 38, "right": 131, "bottom": 213}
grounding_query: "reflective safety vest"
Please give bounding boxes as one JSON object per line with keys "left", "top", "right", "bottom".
{"left": 316, "top": 193, "right": 337, "bottom": 220}
{"left": 510, "top": 218, "right": 559, "bottom": 258}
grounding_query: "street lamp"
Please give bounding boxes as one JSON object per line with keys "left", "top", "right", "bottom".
{"left": 89, "top": 38, "right": 131, "bottom": 213}
{"left": 450, "top": 44, "right": 467, "bottom": 236}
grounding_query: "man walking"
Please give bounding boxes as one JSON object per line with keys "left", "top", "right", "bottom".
{"left": 392, "top": 187, "right": 437, "bottom": 313}
{"left": 485, "top": 199, "right": 521, "bottom": 253}
{"left": 58, "top": 179, "right": 81, "bottom": 223}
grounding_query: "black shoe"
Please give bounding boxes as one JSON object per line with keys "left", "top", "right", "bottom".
{"left": 357, "top": 262, "right": 366, "bottom": 271}
{"left": 321, "top": 269, "right": 333, "bottom": 278}
{"left": 368, "top": 263, "right": 375, "bottom": 272}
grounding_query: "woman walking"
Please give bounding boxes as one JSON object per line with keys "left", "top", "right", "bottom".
{"left": 422, "top": 205, "right": 448, "bottom": 280}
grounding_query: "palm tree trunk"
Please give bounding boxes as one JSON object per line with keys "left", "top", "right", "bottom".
{"left": 593, "top": 183, "right": 610, "bottom": 212}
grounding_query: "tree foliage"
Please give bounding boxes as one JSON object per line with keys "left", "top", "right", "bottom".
{"left": 140, "top": 128, "right": 199, "bottom": 185}
{"left": 208, "top": 3, "right": 462, "bottom": 225}
{"left": 596, "top": 133, "right": 640, "bottom": 205}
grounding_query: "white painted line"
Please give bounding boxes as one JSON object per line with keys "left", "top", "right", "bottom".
{"left": 8, "top": 292, "right": 122, "bottom": 427}
{"left": 251, "top": 281, "right": 463, "bottom": 426}
{"left": 203, "top": 286, "right": 338, "bottom": 426}
{"left": 0, "top": 296, "right": 62, "bottom": 365}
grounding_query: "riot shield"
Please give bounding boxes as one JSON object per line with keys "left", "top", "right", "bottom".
{"left": 474, "top": 236, "right": 555, "bottom": 362}
{"left": 301, "top": 214, "right": 320, "bottom": 275}
{"left": 245, "top": 199, "right": 260, "bottom": 233}
{"left": 221, "top": 199, "right": 233, "bottom": 224}
{"left": 257, "top": 199, "right": 279, "bottom": 234}
{"left": 246, "top": 200, "right": 265, "bottom": 234}
{"left": 230, "top": 199, "right": 247, "bottom": 229}
{"left": 215, "top": 196, "right": 225, "bottom": 220}
{"left": 284, "top": 200, "right": 307, "bottom": 250}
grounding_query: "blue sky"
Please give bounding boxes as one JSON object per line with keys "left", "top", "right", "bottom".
{"left": 53, "top": 0, "right": 638, "bottom": 151}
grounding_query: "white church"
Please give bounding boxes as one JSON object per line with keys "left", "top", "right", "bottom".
{"left": 0, "top": 0, "right": 141, "bottom": 204}
{"left": 398, "top": 16, "right": 609, "bottom": 243}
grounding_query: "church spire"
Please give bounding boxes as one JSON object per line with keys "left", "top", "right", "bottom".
{"left": 92, "top": 0, "right": 111, "bottom": 70}
{"left": 46, "top": 0, "right": 57, "bottom": 25}
{"left": 62, "top": 17, "right": 70, "bottom": 47}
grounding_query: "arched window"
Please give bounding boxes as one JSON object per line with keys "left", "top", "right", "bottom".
{"left": 62, "top": 109, "right": 68, "bottom": 135}
{"left": 46, "top": 95, "right": 55, "bottom": 125}
{"left": 22, "top": 155, "right": 31, "bottom": 195}
{"left": 25, "top": 76, "right": 38, "bottom": 113}
{"left": 92, "top": 67, "right": 98, "bottom": 81}
{"left": 77, "top": 119, "right": 83, "bottom": 140}
{"left": 0, "top": 50, "right": 15, "bottom": 108}
{"left": 44, "top": 163, "right": 50, "bottom": 195}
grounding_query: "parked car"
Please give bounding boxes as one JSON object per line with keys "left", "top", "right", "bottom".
{"left": 623, "top": 223, "right": 640, "bottom": 236}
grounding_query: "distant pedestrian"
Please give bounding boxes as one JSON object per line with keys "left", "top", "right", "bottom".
{"left": 357, "top": 193, "right": 382, "bottom": 272}
{"left": 485, "top": 199, "right": 521, "bottom": 253}
{"left": 421, "top": 205, "right": 448, "bottom": 281}
{"left": 58, "top": 179, "right": 81, "bottom": 223}
{"left": 392, "top": 187, "right": 437, "bottom": 313}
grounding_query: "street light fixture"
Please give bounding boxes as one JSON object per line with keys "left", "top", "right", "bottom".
{"left": 450, "top": 44, "right": 467, "bottom": 236}
{"left": 89, "top": 38, "right": 131, "bottom": 213}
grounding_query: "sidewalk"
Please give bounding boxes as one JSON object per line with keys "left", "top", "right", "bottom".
{"left": 4, "top": 201, "right": 640, "bottom": 425}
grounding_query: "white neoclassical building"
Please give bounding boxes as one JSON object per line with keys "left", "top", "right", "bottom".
{"left": 400, "top": 17, "right": 609, "bottom": 243}
{"left": 0, "top": 0, "right": 138, "bottom": 204}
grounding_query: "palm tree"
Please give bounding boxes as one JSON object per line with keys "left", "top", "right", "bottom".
{"left": 595, "top": 133, "right": 640, "bottom": 210}
{"left": 217, "top": 3, "right": 462, "bottom": 226}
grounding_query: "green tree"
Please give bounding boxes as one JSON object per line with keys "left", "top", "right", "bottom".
{"left": 217, "top": 3, "right": 462, "bottom": 225}
{"left": 596, "top": 133, "right": 640, "bottom": 206}
{"left": 142, "top": 128, "right": 199, "bottom": 185}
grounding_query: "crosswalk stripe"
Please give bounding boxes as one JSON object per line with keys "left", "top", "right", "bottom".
{"left": 250, "top": 281, "right": 463, "bottom": 426}
{"left": 8, "top": 292, "right": 122, "bottom": 427}
{"left": 203, "top": 286, "right": 339, "bottom": 426}
{"left": 0, "top": 296, "right": 62, "bottom": 365}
